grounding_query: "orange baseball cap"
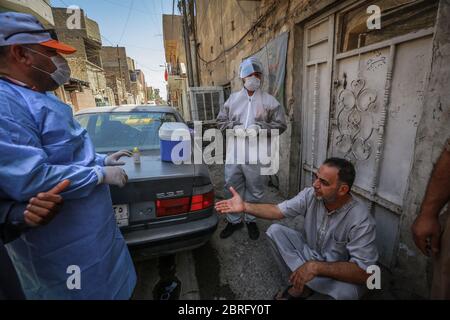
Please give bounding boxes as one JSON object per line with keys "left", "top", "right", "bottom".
{"left": 40, "top": 38, "right": 77, "bottom": 55}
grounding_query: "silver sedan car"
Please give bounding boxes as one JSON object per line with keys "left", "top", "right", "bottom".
{"left": 75, "top": 106, "right": 218, "bottom": 258}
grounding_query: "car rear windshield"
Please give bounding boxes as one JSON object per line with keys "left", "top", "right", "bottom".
{"left": 76, "top": 112, "right": 178, "bottom": 153}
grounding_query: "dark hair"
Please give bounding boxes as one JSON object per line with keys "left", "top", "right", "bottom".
{"left": 323, "top": 158, "right": 356, "bottom": 190}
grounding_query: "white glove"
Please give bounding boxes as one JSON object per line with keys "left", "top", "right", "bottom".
{"left": 105, "top": 150, "right": 133, "bottom": 166}
{"left": 103, "top": 167, "right": 128, "bottom": 188}
{"left": 246, "top": 124, "right": 261, "bottom": 138}
{"left": 233, "top": 125, "right": 247, "bottom": 138}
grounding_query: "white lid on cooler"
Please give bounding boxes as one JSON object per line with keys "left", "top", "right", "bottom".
{"left": 159, "top": 122, "right": 191, "bottom": 141}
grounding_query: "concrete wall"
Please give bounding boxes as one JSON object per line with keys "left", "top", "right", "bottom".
{"left": 393, "top": 0, "right": 450, "bottom": 298}
{"left": 70, "top": 89, "right": 96, "bottom": 112}
{"left": 195, "top": 0, "right": 261, "bottom": 87}
{"left": 1, "top": 0, "right": 54, "bottom": 26}
{"left": 85, "top": 16, "right": 101, "bottom": 43}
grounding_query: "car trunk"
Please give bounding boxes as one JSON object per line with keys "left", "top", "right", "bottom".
{"left": 109, "top": 150, "right": 201, "bottom": 228}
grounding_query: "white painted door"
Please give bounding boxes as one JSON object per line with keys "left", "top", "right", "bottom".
{"left": 300, "top": 16, "right": 335, "bottom": 186}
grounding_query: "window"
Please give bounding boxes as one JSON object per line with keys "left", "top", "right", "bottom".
{"left": 339, "top": 0, "right": 438, "bottom": 53}
{"left": 76, "top": 114, "right": 90, "bottom": 129}
{"left": 75, "top": 112, "right": 177, "bottom": 153}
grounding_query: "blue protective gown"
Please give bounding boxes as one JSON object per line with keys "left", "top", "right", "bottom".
{"left": 0, "top": 79, "right": 136, "bottom": 300}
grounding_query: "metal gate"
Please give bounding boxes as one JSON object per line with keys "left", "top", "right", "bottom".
{"left": 300, "top": 0, "right": 437, "bottom": 267}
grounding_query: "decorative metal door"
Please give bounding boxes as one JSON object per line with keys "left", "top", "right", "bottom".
{"left": 300, "top": 1, "right": 437, "bottom": 267}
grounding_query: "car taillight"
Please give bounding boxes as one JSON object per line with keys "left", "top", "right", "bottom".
{"left": 156, "top": 197, "right": 191, "bottom": 217}
{"left": 190, "top": 191, "right": 215, "bottom": 212}
{"left": 156, "top": 191, "right": 215, "bottom": 217}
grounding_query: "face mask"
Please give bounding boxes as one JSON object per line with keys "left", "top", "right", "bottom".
{"left": 23, "top": 47, "right": 71, "bottom": 86}
{"left": 244, "top": 76, "right": 261, "bottom": 92}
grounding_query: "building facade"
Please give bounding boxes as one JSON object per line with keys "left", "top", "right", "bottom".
{"left": 0, "top": 0, "right": 54, "bottom": 26}
{"left": 101, "top": 46, "right": 134, "bottom": 105}
{"left": 134, "top": 69, "right": 147, "bottom": 105}
{"left": 52, "top": 7, "right": 114, "bottom": 111}
{"left": 163, "top": 14, "right": 191, "bottom": 119}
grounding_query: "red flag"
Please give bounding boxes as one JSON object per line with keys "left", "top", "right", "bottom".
{"left": 164, "top": 68, "right": 168, "bottom": 82}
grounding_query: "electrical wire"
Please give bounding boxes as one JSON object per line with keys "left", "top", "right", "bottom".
{"left": 57, "top": 0, "right": 70, "bottom": 7}
{"left": 197, "top": 0, "right": 279, "bottom": 66}
{"left": 101, "top": 34, "right": 115, "bottom": 46}
{"left": 234, "top": 0, "right": 249, "bottom": 17}
{"left": 97, "top": 0, "right": 161, "bottom": 16}
{"left": 118, "top": 0, "right": 135, "bottom": 46}
{"left": 220, "top": 0, "right": 228, "bottom": 80}
{"left": 142, "top": 0, "right": 165, "bottom": 36}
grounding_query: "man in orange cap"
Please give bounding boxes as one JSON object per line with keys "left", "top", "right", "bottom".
{"left": 0, "top": 12, "right": 136, "bottom": 300}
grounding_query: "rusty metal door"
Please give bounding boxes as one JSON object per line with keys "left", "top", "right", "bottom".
{"left": 300, "top": 1, "right": 437, "bottom": 267}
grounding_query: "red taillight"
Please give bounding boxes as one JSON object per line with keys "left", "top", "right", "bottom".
{"left": 156, "top": 191, "right": 215, "bottom": 217}
{"left": 156, "top": 191, "right": 214, "bottom": 218}
{"left": 190, "top": 191, "right": 215, "bottom": 212}
{"left": 156, "top": 197, "right": 191, "bottom": 217}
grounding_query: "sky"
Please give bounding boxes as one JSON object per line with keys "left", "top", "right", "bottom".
{"left": 51, "top": 0, "right": 180, "bottom": 100}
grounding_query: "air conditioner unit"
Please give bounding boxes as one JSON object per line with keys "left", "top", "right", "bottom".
{"left": 188, "top": 87, "right": 224, "bottom": 124}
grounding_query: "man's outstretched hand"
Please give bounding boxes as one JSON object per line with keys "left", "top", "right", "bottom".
{"left": 24, "top": 180, "right": 71, "bottom": 227}
{"left": 215, "top": 187, "right": 245, "bottom": 214}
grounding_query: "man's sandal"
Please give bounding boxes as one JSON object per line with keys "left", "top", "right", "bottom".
{"left": 273, "top": 285, "right": 314, "bottom": 300}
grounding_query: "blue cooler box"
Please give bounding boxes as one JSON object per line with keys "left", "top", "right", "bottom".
{"left": 159, "top": 123, "right": 191, "bottom": 163}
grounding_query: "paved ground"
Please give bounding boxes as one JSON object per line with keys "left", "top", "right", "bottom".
{"left": 132, "top": 164, "right": 399, "bottom": 300}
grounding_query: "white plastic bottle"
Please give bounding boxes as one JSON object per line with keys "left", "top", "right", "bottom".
{"left": 133, "top": 147, "right": 141, "bottom": 165}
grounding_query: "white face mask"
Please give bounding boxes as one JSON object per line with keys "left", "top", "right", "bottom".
{"left": 244, "top": 76, "right": 261, "bottom": 92}
{"left": 24, "top": 47, "right": 71, "bottom": 86}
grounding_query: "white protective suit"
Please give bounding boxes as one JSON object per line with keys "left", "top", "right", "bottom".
{"left": 217, "top": 85, "right": 287, "bottom": 224}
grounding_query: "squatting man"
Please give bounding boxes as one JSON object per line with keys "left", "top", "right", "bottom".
{"left": 215, "top": 158, "right": 379, "bottom": 300}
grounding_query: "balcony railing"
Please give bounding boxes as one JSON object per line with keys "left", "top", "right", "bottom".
{"left": 166, "top": 62, "right": 187, "bottom": 77}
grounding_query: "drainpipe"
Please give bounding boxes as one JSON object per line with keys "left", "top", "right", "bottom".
{"left": 187, "top": 0, "right": 200, "bottom": 87}
{"left": 180, "top": 0, "right": 194, "bottom": 87}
